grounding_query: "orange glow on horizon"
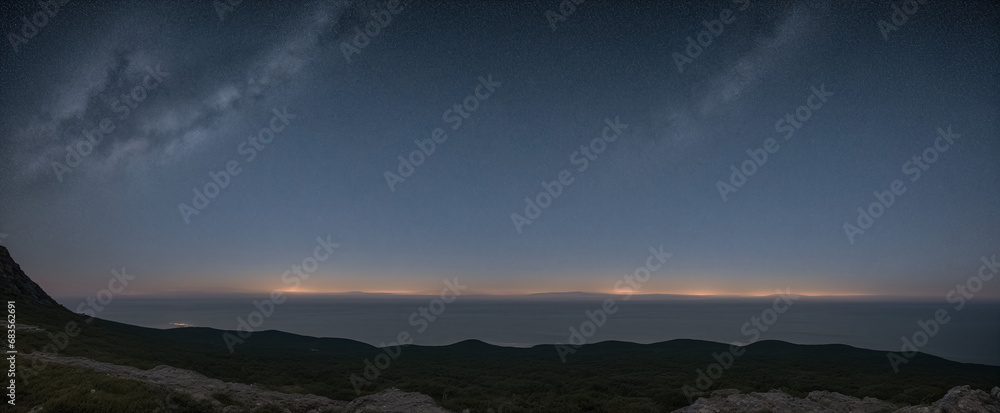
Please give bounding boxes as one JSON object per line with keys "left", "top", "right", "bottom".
{"left": 273, "top": 287, "right": 881, "bottom": 297}
{"left": 116, "top": 270, "right": 933, "bottom": 298}
{"left": 280, "top": 288, "right": 423, "bottom": 295}
{"left": 605, "top": 288, "right": 876, "bottom": 297}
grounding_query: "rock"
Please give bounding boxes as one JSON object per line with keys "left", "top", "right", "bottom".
{"left": 674, "top": 385, "right": 1000, "bottom": 413}
{"left": 894, "top": 385, "right": 1000, "bottom": 413}
{"left": 347, "top": 388, "right": 452, "bottom": 413}
{"left": 807, "top": 390, "right": 897, "bottom": 412}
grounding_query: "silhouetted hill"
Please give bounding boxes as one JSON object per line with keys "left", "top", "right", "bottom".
{"left": 3, "top": 246, "right": 998, "bottom": 412}
{"left": 0, "top": 245, "right": 64, "bottom": 310}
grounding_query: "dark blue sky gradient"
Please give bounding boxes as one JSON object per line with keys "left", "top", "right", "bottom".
{"left": 0, "top": 0, "right": 997, "bottom": 297}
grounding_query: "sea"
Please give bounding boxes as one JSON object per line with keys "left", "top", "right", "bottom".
{"left": 54, "top": 294, "right": 1000, "bottom": 366}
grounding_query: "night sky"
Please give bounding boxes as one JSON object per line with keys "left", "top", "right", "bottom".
{"left": 1, "top": 0, "right": 997, "bottom": 298}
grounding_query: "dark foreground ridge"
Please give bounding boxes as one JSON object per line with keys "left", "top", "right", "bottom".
{"left": 3, "top": 245, "right": 999, "bottom": 412}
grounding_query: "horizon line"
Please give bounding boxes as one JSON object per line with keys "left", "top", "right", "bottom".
{"left": 50, "top": 289, "right": 978, "bottom": 300}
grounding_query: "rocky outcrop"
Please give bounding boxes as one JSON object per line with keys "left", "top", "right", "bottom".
{"left": 893, "top": 385, "right": 1000, "bottom": 413}
{"left": 674, "top": 388, "right": 898, "bottom": 412}
{"left": 674, "top": 385, "right": 1000, "bottom": 413}
{"left": 346, "top": 388, "right": 451, "bottom": 413}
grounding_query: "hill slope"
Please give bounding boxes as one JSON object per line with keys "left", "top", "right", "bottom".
{"left": 0, "top": 245, "right": 63, "bottom": 309}
{"left": 3, "top": 245, "right": 999, "bottom": 412}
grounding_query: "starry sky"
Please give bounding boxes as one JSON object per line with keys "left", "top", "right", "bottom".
{"left": 0, "top": 0, "right": 997, "bottom": 298}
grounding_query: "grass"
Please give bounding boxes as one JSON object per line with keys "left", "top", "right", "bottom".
{"left": 8, "top": 360, "right": 216, "bottom": 413}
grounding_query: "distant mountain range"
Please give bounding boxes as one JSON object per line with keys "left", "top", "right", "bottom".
{"left": 2, "top": 245, "right": 998, "bottom": 412}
